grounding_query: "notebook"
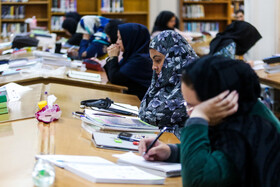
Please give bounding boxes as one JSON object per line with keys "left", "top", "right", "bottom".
{"left": 83, "top": 110, "right": 159, "bottom": 132}
{"left": 91, "top": 132, "right": 157, "bottom": 152}
{"left": 64, "top": 164, "right": 165, "bottom": 184}
{"left": 114, "top": 152, "right": 181, "bottom": 177}
{"left": 35, "top": 155, "right": 115, "bottom": 168}
{"left": 67, "top": 70, "right": 101, "bottom": 82}
{"left": 35, "top": 154, "right": 165, "bottom": 184}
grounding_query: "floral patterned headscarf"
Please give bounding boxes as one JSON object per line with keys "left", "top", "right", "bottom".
{"left": 139, "top": 30, "right": 198, "bottom": 130}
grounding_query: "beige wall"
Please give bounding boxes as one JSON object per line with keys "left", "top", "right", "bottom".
{"left": 245, "top": 0, "right": 278, "bottom": 60}
{"left": 277, "top": 0, "right": 280, "bottom": 53}
{"left": 149, "top": 0, "right": 179, "bottom": 32}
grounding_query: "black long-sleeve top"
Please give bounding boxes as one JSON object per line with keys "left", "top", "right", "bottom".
{"left": 104, "top": 57, "right": 148, "bottom": 100}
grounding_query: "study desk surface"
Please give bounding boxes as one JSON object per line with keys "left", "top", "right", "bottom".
{"left": 0, "top": 83, "right": 43, "bottom": 123}
{"left": 45, "top": 83, "right": 140, "bottom": 118}
{"left": 0, "top": 66, "right": 127, "bottom": 93}
{"left": 256, "top": 69, "right": 280, "bottom": 90}
{"left": 0, "top": 118, "right": 181, "bottom": 187}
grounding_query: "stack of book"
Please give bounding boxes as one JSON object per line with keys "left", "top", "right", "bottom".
{"left": 0, "top": 87, "right": 8, "bottom": 115}
{"left": 101, "top": 0, "right": 124, "bottom": 13}
{"left": 263, "top": 55, "right": 280, "bottom": 74}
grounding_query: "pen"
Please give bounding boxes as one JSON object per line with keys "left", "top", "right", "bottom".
{"left": 143, "top": 127, "right": 169, "bottom": 155}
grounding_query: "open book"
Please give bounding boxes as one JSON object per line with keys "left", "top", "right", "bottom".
{"left": 82, "top": 110, "right": 159, "bottom": 132}
{"left": 91, "top": 131, "right": 157, "bottom": 152}
{"left": 35, "top": 154, "right": 165, "bottom": 184}
{"left": 114, "top": 152, "right": 181, "bottom": 177}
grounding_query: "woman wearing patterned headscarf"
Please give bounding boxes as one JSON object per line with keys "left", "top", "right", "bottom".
{"left": 76, "top": 15, "right": 110, "bottom": 59}
{"left": 139, "top": 30, "right": 198, "bottom": 137}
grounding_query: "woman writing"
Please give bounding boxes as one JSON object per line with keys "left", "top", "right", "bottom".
{"left": 139, "top": 55, "right": 280, "bottom": 187}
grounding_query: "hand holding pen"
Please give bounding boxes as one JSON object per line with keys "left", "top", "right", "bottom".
{"left": 138, "top": 127, "right": 172, "bottom": 161}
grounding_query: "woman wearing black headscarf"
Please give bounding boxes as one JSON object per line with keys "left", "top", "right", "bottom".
{"left": 139, "top": 55, "right": 280, "bottom": 187}
{"left": 62, "top": 13, "right": 83, "bottom": 46}
{"left": 104, "top": 23, "right": 153, "bottom": 100}
{"left": 151, "top": 11, "right": 192, "bottom": 41}
{"left": 209, "top": 21, "right": 262, "bottom": 59}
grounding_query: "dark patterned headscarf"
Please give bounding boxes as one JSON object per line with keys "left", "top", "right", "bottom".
{"left": 139, "top": 30, "right": 198, "bottom": 130}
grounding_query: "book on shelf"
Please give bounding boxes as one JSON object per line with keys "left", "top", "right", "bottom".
{"left": 1, "top": 23, "right": 27, "bottom": 38}
{"left": 184, "top": 22, "right": 219, "bottom": 32}
{"left": 36, "top": 154, "right": 165, "bottom": 184}
{"left": 2, "top": 5, "right": 25, "bottom": 19}
{"left": 184, "top": 0, "right": 212, "bottom": 1}
{"left": 1, "top": 0, "right": 28, "bottom": 2}
{"left": 114, "top": 152, "right": 182, "bottom": 178}
{"left": 101, "top": 0, "right": 124, "bottom": 13}
{"left": 51, "top": 0, "right": 76, "bottom": 12}
{"left": 51, "top": 16, "right": 65, "bottom": 31}
{"left": 183, "top": 5, "right": 205, "bottom": 18}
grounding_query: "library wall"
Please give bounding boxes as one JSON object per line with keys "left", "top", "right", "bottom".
{"left": 149, "top": 0, "right": 179, "bottom": 32}
{"left": 245, "top": 0, "right": 278, "bottom": 60}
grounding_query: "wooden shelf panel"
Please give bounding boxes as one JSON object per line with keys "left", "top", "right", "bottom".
{"left": 79, "top": 12, "right": 99, "bottom": 15}
{"left": 183, "top": 17, "right": 228, "bottom": 21}
{"left": 183, "top": 1, "right": 229, "bottom": 4}
{"left": 51, "top": 30, "right": 64, "bottom": 33}
{"left": 51, "top": 12, "right": 66, "bottom": 16}
{"left": 1, "top": 1, "right": 49, "bottom": 5}
{"left": 101, "top": 11, "right": 148, "bottom": 15}
{"left": 2, "top": 18, "right": 48, "bottom": 22}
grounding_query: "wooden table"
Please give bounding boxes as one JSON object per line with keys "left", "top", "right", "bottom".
{"left": 0, "top": 84, "right": 42, "bottom": 123}
{"left": 0, "top": 68, "right": 127, "bottom": 93}
{"left": 0, "top": 84, "right": 182, "bottom": 187}
{"left": 256, "top": 69, "right": 280, "bottom": 90}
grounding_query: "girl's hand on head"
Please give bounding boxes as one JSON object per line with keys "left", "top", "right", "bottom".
{"left": 190, "top": 90, "right": 239, "bottom": 125}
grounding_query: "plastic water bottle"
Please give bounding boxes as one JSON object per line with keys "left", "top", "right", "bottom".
{"left": 32, "top": 159, "right": 55, "bottom": 187}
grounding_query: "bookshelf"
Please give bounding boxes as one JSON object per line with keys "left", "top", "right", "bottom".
{"left": 180, "top": 0, "right": 232, "bottom": 33}
{"left": 50, "top": 0, "right": 149, "bottom": 35}
{"left": 0, "top": 0, "right": 149, "bottom": 38}
{"left": 0, "top": 0, "right": 50, "bottom": 38}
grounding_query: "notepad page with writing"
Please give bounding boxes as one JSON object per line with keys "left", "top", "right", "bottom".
{"left": 64, "top": 164, "right": 165, "bottom": 184}
{"left": 113, "top": 152, "right": 181, "bottom": 177}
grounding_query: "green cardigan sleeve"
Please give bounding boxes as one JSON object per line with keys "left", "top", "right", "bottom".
{"left": 180, "top": 119, "right": 239, "bottom": 187}
{"left": 250, "top": 100, "right": 280, "bottom": 133}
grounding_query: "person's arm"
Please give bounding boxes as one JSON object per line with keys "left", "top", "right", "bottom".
{"left": 180, "top": 118, "right": 240, "bottom": 187}
{"left": 103, "top": 57, "right": 130, "bottom": 85}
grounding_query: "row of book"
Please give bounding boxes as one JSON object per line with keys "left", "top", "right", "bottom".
{"left": 1, "top": 0, "right": 28, "bottom": 2}
{"left": 232, "top": 3, "right": 244, "bottom": 12}
{"left": 1, "top": 23, "right": 27, "bottom": 38}
{"left": 184, "top": 22, "right": 219, "bottom": 32}
{"left": 184, "top": 0, "right": 212, "bottom": 1}
{"left": 51, "top": 0, "right": 76, "bottom": 13}
{"left": 2, "top": 5, "right": 25, "bottom": 19}
{"left": 51, "top": 16, "right": 64, "bottom": 31}
{"left": 182, "top": 5, "right": 205, "bottom": 18}
{"left": 101, "top": 0, "right": 124, "bottom": 13}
